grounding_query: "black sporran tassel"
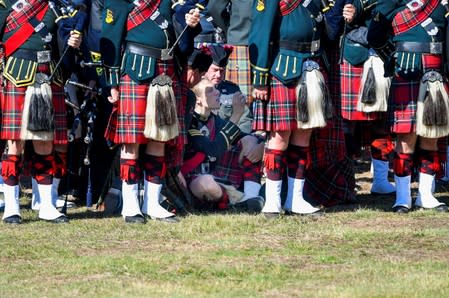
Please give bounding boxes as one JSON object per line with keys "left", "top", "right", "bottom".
{"left": 423, "top": 94, "right": 436, "bottom": 126}
{"left": 321, "top": 81, "right": 333, "bottom": 119}
{"left": 28, "top": 86, "right": 54, "bottom": 131}
{"left": 435, "top": 88, "right": 448, "bottom": 126}
{"left": 361, "top": 66, "right": 376, "bottom": 104}
{"left": 156, "top": 88, "right": 177, "bottom": 126}
{"left": 297, "top": 78, "right": 309, "bottom": 122}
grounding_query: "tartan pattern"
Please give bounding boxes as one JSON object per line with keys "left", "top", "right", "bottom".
{"left": 53, "top": 151, "right": 67, "bottom": 178}
{"left": 393, "top": 152, "right": 413, "bottom": 177}
{"left": 253, "top": 76, "right": 298, "bottom": 132}
{"left": 392, "top": 0, "right": 439, "bottom": 36}
{"left": 242, "top": 157, "right": 262, "bottom": 183}
{"left": 264, "top": 148, "right": 287, "bottom": 180}
{"left": 279, "top": 0, "right": 302, "bottom": 16}
{"left": 5, "top": 0, "right": 47, "bottom": 32}
{"left": 32, "top": 153, "right": 54, "bottom": 185}
{"left": 371, "top": 138, "right": 394, "bottom": 161}
{"left": 1, "top": 154, "right": 21, "bottom": 186}
{"left": 302, "top": 44, "right": 354, "bottom": 204}
{"left": 303, "top": 157, "right": 356, "bottom": 207}
{"left": 105, "top": 60, "right": 179, "bottom": 144}
{"left": 164, "top": 74, "right": 188, "bottom": 169}
{"left": 143, "top": 153, "right": 166, "bottom": 184}
{"left": 286, "top": 144, "right": 309, "bottom": 179}
{"left": 389, "top": 54, "right": 444, "bottom": 134}
{"left": 0, "top": 66, "right": 67, "bottom": 144}
{"left": 212, "top": 143, "right": 245, "bottom": 188}
{"left": 418, "top": 149, "right": 439, "bottom": 175}
{"left": 127, "top": 0, "right": 161, "bottom": 31}
{"left": 340, "top": 60, "right": 380, "bottom": 121}
{"left": 120, "top": 158, "right": 142, "bottom": 184}
{"left": 225, "top": 45, "right": 252, "bottom": 100}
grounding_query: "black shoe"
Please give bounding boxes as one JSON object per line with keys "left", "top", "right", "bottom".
{"left": 393, "top": 206, "right": 410, "bottom": 213}
{"left": 3, "top": 215, "right": 22, "bottom": 224}
{"left": 153, "top": 215, "right": 179, "bottom": 223}
{"left": 285, "top": 210, "right": 325, "bottom": 217}
{"left": 435, "top": 205, "right": 449, "bottom": 212}
{"left": 232, "top": 196, "right": 264, "bottom": 213}
{"left": 124, "top": 215, "right": 146, "bottom": 224}
{"left": 415, "top": 204, "right": 448, "bottom": 212}
{"left": 48, "top": 215, "right": 69, "bottom": 224}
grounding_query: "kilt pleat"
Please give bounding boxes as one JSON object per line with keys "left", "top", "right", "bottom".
{"left": 340, "top": 59, "right": 380, "bottom": 121}
{"left": 0, "top": 70, "right": 67, "bottom": 144}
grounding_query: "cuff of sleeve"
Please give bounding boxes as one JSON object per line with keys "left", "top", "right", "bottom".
{"left": 220, "top": 121, "right": 241, "bottom": 149}
{"left": 105, "top": 66, "right": 120, "bottom": 87}
{"left": 251, "top": 67, "right": 270, "bottom": 87}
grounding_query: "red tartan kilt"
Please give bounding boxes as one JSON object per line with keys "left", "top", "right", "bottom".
{"left": 212, "top": 143, "right": 243, "bottom": 188}
{"left": 105, "top": 60, "right": 182, "bottom": 145}
{"left": 0, "top": 78, "right": 67, "bottom": 144}
{"left": 389, "top": 54, "right": 445, "bottom": 134}
{"left": 340, "top": 59, "right": 381, "bottom": 121}
{"left": 252, "top": 76, "right": 299, "bottom": 132}
{"left": 225, "top": 46, "right": 252, "bottom": 100}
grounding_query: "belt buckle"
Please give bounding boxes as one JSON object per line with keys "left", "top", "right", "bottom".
{"left": 37, "top": 50, "right": 51, "bottom": 63}
{"left": 160, "top": 48, "right": 173, "bottom": 61}
{"left": 311, "top": 40, "right": 320, "bottom": 53}
{"left": 429, "top": 42, "right": 442, "bottom": 54}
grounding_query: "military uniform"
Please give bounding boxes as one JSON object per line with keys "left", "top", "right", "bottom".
{"left": 0, "top": 0, "right": 86, "bottom": 224}
{"left": 207, "top": 0, "right": 253, "bottom": 100}
{"left": 100, "top": 0, "right": 200, "bottom": 223}
{"left": 369, "top": 0, "right": 449, "bottom": 212}
{"left": 339, "top": 0, "right": 396, "bottom": 195}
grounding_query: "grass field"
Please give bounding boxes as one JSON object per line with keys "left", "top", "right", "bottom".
{"left": 1, "top": 162, "right": 449, "bottom": 297}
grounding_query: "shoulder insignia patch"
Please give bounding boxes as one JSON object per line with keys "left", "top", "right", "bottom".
{"left": 256, "top": 0, "right": 265, "bottom": 11}
{"left": 106, "top": 9, "right": 114, "bottom": 24}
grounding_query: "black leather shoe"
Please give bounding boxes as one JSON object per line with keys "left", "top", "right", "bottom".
{"left": 3, "top": 215, "right": 22, "bottom": 224}
{"left": 49, "top": 215, "right": 69, "bottom": 224}
{"left": 435, "top": 205, "right": 449, "bottom": 212}
{"left": 153, "top": 215, "right": 179, "bottom": 223}
{"left": 124, "top": 215, "right": 146, "bottom": 224}
{"left": 285, "top": 210, "right": 325, "bottom": 217}
{"left": 393, "top": 206, "right": 410, "bottom": 213}
{"left": 232, "top": 196, "right": 264, "bottom": 214}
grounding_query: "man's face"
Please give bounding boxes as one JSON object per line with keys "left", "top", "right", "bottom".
{"left": 205, "top": 64, "right": 226, "bottom": 85}
{"left": 187, "top": 68, "right": 204, "bottom": 88}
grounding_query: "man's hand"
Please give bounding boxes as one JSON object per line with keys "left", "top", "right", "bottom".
{"left": 108, "top": 86, "right": 120, "bottom": 105}
{"left": 185, "top": 8, "right": 201, "bottom": 27}
{"left": 343, "top": 4, "right": 356, "bottom": 23}
{"left": 67, "top": 30, "right": 82, "bottom": 49}
{"left": 239, "top": 135, "right": 264, "bottom": 163}
{"left": 252, "top": 86, "right": 268, "bottom": 101}
{"left": 229, "top": 91, "right": 246, "bottom": 124}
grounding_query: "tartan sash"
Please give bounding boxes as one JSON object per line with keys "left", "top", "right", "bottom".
{"left": 392, "top": 0, "right": 439, "bottom": 36}
{"left": 127, "top": 0, "right": 161, "bottom": 31}
{"left": 280, "top": 0, "right": 302, "bottom": 16}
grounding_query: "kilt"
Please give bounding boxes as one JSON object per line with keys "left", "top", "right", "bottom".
{"left": 389, "top": 54, "right": 444, "bottom": 134}
{"left": 340, "top": 59, "right": 380, "bottom": 121}
{"left": 305, "top": 46, "right": 355, "bottom": 205}
{"left": 226, "top": 45, "right": 252, "bottom": 100}
{"left": 105, "top": 60, "right": 182, "bottom": 145}
{"left": 252, "top": 76, "right": 299, "bottom": 132}
{"left": 0, "top": 66, "right": 67, "bottom": 144}
{"left": 212, "top": 143, "right": 243, "bottom": 189}
{"left": 304, "top": 156, "right": 355, "bottom": 207}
